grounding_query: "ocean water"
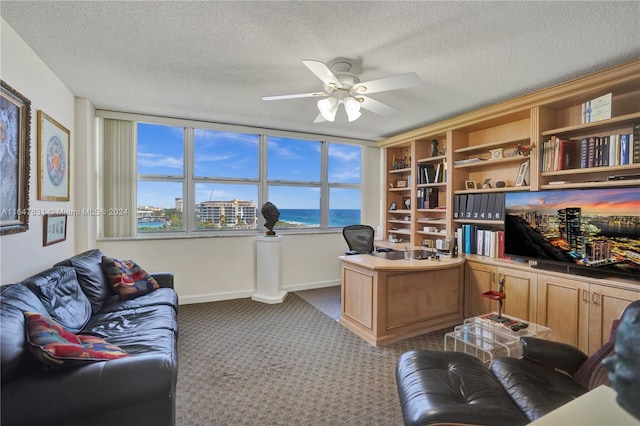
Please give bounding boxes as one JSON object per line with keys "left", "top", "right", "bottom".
{"left": 138, "top": 209, "right": 361, "bottom": 230}
{"left": 279, "top": 209, "right": 361, "bottom": 227}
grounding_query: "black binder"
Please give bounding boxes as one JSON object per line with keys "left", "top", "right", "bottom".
{"left": 486, "top": 193, "right": 496, "bottom": 220}
{"left": 494, "top": 193, "right": 505, "bottom": 221}
{"left": 479, "top": 194, "right": 489, "bottom": 220}
{"left": 465, "top": 194, "right": 475, "bottom": 219}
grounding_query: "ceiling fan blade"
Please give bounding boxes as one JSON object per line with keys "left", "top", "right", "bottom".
{"left": 262, "top": 92, "right": 327, "bottom": 101}
{"left": 302, "top": 60, "right": 342, "bottom": 88}
{"left": 353, "top": 72, "right": 421, "bottom": 95}
{"left": 359, "top": 96, "right": 398, "bottom": 116}
{"left": 313, "top": 112, "right": 327, "bottom": 123}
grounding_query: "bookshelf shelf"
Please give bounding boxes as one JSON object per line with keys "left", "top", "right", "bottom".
{"left": 455, "top": 219, "right": 503, "bottom": 226}
{"left": 454, "top": 137, "right": 530, "bottom": 155}
{"left": 417, "top": 154, "right": 447, "bottom": 163}
{"left": 417, "top": 182, "right": 447, "bottom": 188}
{"left": 454, "top": 186, "right": 530, "bottom": 195}
{"left": 417, "top": 209, "right": 447, "bottom": 213}
{"left": 540, "top": 179, "right": 640, "bottom": 190}
{"left": 541, "top": 163, "right": 640, "bottom": 177}
{"left": 454, "top": 156, "right": 526, "bottom": 169}
{"left": 389, "top": 187, "right": 411, "bottom": 192}
{"left": 388, "top": 167, "right": 411, "bottom": 174}
{"left": 540, "top": 112, "right": 640, "bottom": 137}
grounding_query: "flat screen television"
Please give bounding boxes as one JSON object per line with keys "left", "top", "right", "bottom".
{"left": 504, "top": 187, "right": 640, "bottom": 281}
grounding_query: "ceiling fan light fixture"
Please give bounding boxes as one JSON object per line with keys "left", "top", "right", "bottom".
{"left": 344, "top": 97, "right": 362, "bottom": 122}
{"left": 317, "top": 97, "right": 338, "bottom": 122}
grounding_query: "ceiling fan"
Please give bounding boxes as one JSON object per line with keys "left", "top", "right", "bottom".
{"left": 262, "top": 60, "right": 421, "bottom": 123}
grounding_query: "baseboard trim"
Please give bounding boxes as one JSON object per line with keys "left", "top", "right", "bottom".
{"left": 178, "top": 280, "right": 340, "bottom": 305}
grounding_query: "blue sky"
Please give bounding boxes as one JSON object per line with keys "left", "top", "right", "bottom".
{"left": 136, "top": 123, "right": 361, "bottom": 209}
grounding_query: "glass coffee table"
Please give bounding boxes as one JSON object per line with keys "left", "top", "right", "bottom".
{"left": 444, "top": 313, "right": 554, "bottom": 364}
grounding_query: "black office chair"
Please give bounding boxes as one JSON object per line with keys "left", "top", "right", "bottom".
{"left": 342, "top": 224, "right": 375, "bottom": 255}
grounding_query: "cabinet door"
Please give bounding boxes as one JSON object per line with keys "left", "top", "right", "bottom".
{"left": 588, "top": 284, "right": 640, "bottom": 355}
{"left": 537, "top": 274, "right": 589, "bottom": 352}
{"left": 465, "top": 261, "right": 496, "bottom": 317}
{"left": 498, "top": 267, "right": 537, "bottom": 322}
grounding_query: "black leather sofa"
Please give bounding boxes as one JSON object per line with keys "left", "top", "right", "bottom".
{"left": 395, "top": 313, "right": 626, "bottom": 426}
{"left": 1, "top": 249, "right": 178, "bottom": 426}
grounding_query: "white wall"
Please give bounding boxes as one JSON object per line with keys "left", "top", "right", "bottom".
{"left": 1, "top": 19, "right": 76, "bottom": 283}
{"left": 1, "top": 17, "right": 383, "bottom": 301}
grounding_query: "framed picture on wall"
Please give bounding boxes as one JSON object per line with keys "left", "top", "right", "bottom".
{"left": 38, "top": 110, "right": 70, "bottom": 201}
{"left": 0, "top": 80, "right": 31, "bottom": 236}
{"left": 43, "top": 214, "right": 67, "bottom": 246}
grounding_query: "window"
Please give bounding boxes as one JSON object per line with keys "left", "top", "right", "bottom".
{"left": 100, "top": 114, "right": 366, "bottom": 238}
{"left": 136, "top": 123, "right": 184, "bottom": 233}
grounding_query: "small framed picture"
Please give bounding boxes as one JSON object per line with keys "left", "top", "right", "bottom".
{"left": 38, "top": 111, "right": 70, "bottom": 201}
{"left": 465, "top": 180, "right": 477, "bottom": 190}
{"left": 43, "top": 214, "right": 67, "bottom": 246}
{"left": 515, "top": 161, "right": 530, "bottom": 187}
{"left": 389, "top": 202, "right": 397, "bottom": 211}
{"left": 395, "top": 180, "right": 407, "bottom": 188}
{"left": 403, "top": 197, "right": 411, "bottom": 210}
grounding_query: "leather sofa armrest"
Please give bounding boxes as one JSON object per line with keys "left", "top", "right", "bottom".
{"left": 520, "top": 336, "right": 588, "bottom": 375}
{"left": 151, "top": 272, "right": 174, "bottom": 289}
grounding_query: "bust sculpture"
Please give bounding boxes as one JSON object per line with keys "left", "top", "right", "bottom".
{"left": 260, "top": 202, "right": 280, "bottom": 236}
{"left": 430, "top": 139, "right": 439, "bottom": 157}
{"left": 603, "top": 299, "right": 640, "bottom": 421}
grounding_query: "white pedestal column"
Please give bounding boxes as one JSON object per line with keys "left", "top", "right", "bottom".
{"left": 252, "top": 235, "right": 287, "bottom": 304}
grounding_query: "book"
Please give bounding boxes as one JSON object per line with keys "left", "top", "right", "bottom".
{"left": 587, "top": 137, "right": 596, "bottom": 168}
{"left": 580, "top": 138, "right": 589, "bottom": 168}
{"left": 633, "top": 123, "right": 640, "bottom": 164}
{"left": 497, "top": 230, "right": 505, "bottom": 258}
{"left": 620, "top": 134, "right": 630, "bottom": 165}
{"left": 557, "top": 138, "right": 578, "bottom": 170}
{"left": 454, "top": 158, "right": 486, "bottom": 165}
{"left": 476, "top": 228, "right": 484, "bottom": 255}
{"left": 425, "top": 187, "right": 438, "bottom": 209}
{"left": 422, "top": 164, "right": 436, "bottom": 184}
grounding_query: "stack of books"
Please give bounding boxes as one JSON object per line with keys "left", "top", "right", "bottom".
{"left": 453, "top": 193, "right": 504, "bottom": 222}
{"left": 455, "top": 226, "right": 506, "bottom": 259}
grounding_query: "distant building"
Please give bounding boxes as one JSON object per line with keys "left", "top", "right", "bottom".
{"left": 196, "top": 199, "right": 257, "bottom": 227}
{"left": 175, "top": 198, "right": 183, "bottom": 212}
{"left": 558, "top": 207, "right": 584, "bottom": 254}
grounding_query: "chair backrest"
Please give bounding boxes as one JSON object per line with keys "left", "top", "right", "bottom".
{"left": 342, "top": 225, "right": 375, "bottom": 254}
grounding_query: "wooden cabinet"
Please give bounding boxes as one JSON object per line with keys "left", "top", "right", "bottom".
{"left": 537, "top": 273, "right": 640, "bottom": 355}
{"left": 465, "top": 260, "right": 537, "bottom": 321}
{"left": 465, "top": 260, "right": 496, "bottom": 317}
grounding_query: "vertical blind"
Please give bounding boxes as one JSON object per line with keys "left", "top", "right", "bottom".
{"left": 101, "top": 119, "right": 136, "bottom": 237}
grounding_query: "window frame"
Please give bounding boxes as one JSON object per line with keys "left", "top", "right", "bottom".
{"left": 97, "top": 111, "right": 373, "bottom": 239}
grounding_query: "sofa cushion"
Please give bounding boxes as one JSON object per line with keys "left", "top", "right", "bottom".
{"left": 100, "top": 287, "right": 179, "bottom": 314}
{"left": 20, "top": 266, "right": 91, "bottom": 333}
{"left": 54, "top": 248, "right": 113, "bottom": 314}
{"left": 0, "top": 284, "right": 48, "bottom": 383}
{"left": 101, "top": 256, "right": 159, "bottom": 300}
{"left": 24, "top": 312, "right": 129, "bottom": 368}
{"left": 572, "top": 319, "right": 620, "bottom": 389}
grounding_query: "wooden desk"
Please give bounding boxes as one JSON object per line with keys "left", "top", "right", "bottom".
{"left": 339, "top": 253, "right": 465, "bottom": 345}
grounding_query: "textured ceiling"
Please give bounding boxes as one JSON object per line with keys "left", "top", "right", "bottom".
{"left": 2, "top": 1, "right": 639, "bottom": 141}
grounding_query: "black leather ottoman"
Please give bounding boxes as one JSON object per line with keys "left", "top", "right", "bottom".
{"left": 395, "top": 350, "right": 528, "bottom": 426}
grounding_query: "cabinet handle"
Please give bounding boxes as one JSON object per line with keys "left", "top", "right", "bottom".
{"left": 582, "top": 289, "right": 589, "bottom": 302}
{"left": 491, "top": 272, "right": 496, "bottom": 284}
{"left": 592, "top": 292, "right": 600, "bottom": 305}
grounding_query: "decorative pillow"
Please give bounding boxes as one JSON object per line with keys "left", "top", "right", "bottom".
{"left": 572, "top": 319, "right": 621, "bottom": 389}
{"left": 24, "top": 312, "right": 128, "bottom": 368}
{"left": 101, "top": 256, "right": 159, "bottom": 300}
